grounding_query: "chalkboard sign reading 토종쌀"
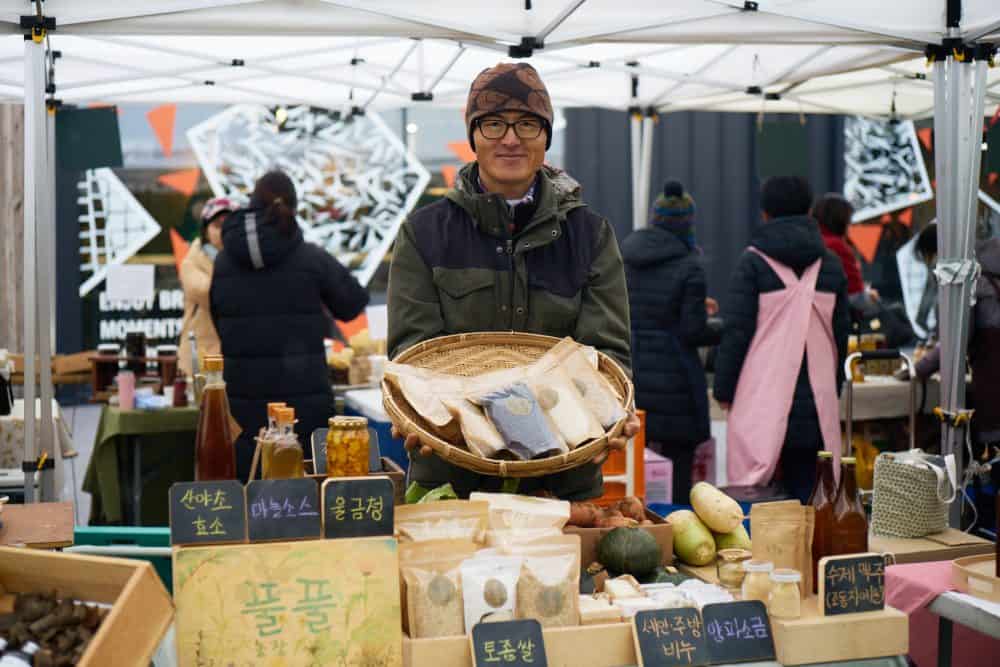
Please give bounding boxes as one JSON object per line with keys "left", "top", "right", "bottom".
{"left": 633, "top": 607, "right": 708, "bottom": 667}
{"left": 819, "top": 554, "right": 886, "bottom": 616}
{"left": 169, "top": 480, "right": 246, "bottom": 545}
{"left": 471, "top": 619, "right": 547, "bottom": 667}
{"left": 246, "top": 478, "right": 322, "bottom": 542}
{"left": 322, "top": 476, "right": 394, "bottom": 539}
{"left": 701, "top": 601, "right": 775, "bottom": 664}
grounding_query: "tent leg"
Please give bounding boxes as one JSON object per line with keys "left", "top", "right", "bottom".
{"left": 638, "top": 113, "right": 656, "bottom": 229}
{"left": 630, "top": 111, "right": 642, "bottom": 230}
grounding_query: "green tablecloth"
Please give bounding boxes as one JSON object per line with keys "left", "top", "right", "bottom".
{"left": 82, "top": 406, "right": 198, "bottom": 525}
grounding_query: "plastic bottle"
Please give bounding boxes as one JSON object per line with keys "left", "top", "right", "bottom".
{"left": 0, "top": 641, "right": 39, "bottom": 666}
{"left": 260, "top": 402, "right": 287, "bottom": 478}
{"left": 832, "top": 457, "right": 868, "bottom": 555}
{"left": 809, "top": 450, "right": 836, "bottom": 592}
{"left": 194, "top": 355, "right": 236, "bottom": 480}
{"left": 267, "top": 407, "right": 305, "bottom": 479}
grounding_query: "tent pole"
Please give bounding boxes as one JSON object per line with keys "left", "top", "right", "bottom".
{"left": 34, "top": 97, "right": 55, "bottom": 502}
{"left": 630, "top": 110, "right": 641, "bottom": 230}
{"left": 638, "top": 112, "right": 656, "bottom": 229}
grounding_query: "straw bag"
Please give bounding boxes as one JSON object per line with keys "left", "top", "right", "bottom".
{"left": 871, "top": 450, "right": 957, "bottom": 538}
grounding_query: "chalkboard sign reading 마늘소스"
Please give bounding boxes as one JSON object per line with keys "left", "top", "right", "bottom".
{"left": 246, "top": 478, "right": 321, "bottom": 542}
{"left": 169, "top": 480, "right": 246, "bottom": 546}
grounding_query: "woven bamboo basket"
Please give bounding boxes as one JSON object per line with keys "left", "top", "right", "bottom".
{"left": 382, "top": 332, "right": 634, "bottom": 478}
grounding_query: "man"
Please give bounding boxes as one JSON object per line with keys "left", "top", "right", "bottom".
{"left": 713, "top": 176, "right": 850, "bottom": 502}
{"left": 388, "top": 62, "right": 638, "bottom": 500}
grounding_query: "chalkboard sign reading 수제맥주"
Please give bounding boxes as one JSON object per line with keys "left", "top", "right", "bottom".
{"left": 819, "top": 554, "right": 886, "bottom": 616}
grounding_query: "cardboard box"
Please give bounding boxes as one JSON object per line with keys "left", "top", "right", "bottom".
{"left": 564, "top": 509, "right": 673, "bottom": 569}
{"left": 0, "top": 546, "right": 173, "bottom": 667}
{"left": 403, "top": 622, "right": 636, "bottom": 667}
{"left": 770, "top": 597, "right": 908, "bottom": 665}
{"left": 644, "top": 448, "right": 672, "bottom": 505}
{"left": 871, "top": 528, "right": 995, "bottom": 564}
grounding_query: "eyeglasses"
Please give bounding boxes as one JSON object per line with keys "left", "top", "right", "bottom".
{"left": 476, "top": 116, "right": 545, "bottom": 141}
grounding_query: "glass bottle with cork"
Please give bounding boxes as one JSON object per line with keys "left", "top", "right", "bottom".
{"left": 326, "top": 416, "right": 370, "bottom": 477}
{"left": 832, "top": 456, "right": 868, "bottom": 555}
{"left": 809, "top": 450, "right": 836, "bottom": 592}
{"left": 259, "top": 402, "right": 287, "bottom": 479}
{"left": 267, "top": 407, "right": 305, "bottom": 479}
{"left": 194, "top": 355, "right": 236, "bottom": 480}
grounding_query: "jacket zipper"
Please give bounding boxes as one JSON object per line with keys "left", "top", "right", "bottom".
{"left": 506, "top": 238, "right": 515, "bottom": 330}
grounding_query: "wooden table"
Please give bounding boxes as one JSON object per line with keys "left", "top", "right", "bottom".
{"left": 872, "top": 529, "right": 995, "bottom": 564}
{"left": 0, "top": 501, "right": 74, "bottom": 548}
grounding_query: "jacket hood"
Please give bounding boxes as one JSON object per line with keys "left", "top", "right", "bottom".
{"left": 445, "top": 162, "right": 585, "bottom": 237}
{"left": 977, "top": 237, "right": 1000, "bottom": 276}
{"left": 221, "top": 208, "right": 303, "bottom": 270}
{"left": 622, "top": 226, "right": 691, "bottom": 267}
{"left": 751, "top": 215, "right": 827, "bottom": 272}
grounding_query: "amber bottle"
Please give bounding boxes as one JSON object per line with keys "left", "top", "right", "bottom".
{"left": 260, "top": 402, "right": 287, "bottom": 479}
{"left": 809, "top": 451, "right": 836, "bottom": 592}
{"left": 267, "top": 407, "right": 305, "bottom": 479}
{"left": 194, "top": 355, "right": 236, "bottom": 480}
{"left": 832, "top": 457, "right": 869, "bottom": 555}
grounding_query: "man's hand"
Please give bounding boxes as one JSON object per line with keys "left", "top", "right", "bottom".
{"left": 718, "top": 401, "right": 731, "bottom": 411}
{"left": 393, "top": 425, "right": 432, "bottom": 457}
{"left": 705, "top": 297, "right": 720, "bottom": 317}
{"left": 594, "top": 412, "right": 641, "bottom": 466}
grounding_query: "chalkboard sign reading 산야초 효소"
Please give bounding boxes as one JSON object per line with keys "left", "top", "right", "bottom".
{"left": 246, "top": 478, "right": 322, "bottom": 542}
{"left": 322, "top": 476, "right": 394, "bottom": 539}
{"left": 471, "top": 619, "right": 547, "bottom": 667}
{"left": 701, "top": 601, "right": 776, "bottom": 664}
{"left": 633, "top": 607, "right": 709, "bottom": 667}
{"left": 169, "top": 480, "right": 246, "bottom": 545}
{"left": 819, "top": 553, "right": 886, "bottom": 616}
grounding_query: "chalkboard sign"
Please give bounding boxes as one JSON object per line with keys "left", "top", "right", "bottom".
{"left": 169, "top": 481, "right": 246, "bottom": 546}
{"left": 322, "top": 476, "right": 394, "bottom": 539}
{"left": 701, "top": 601, "right": 775, "bottom": 664}
{"left": 820, "top": 553, "right": 886, "bottom": 616}
{"left": 246, "top": 478, "right": 322, "bottom": 542}
{"left": 471, "top": 619, "right": 547, "bottom": 667}
{"left": 633, "top": 607, "right": 708, "bottom": 667}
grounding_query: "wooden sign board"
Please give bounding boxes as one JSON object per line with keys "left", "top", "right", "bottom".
{"left": 470, "top": 619, "right": 547, "bottom": 667}
{"left": 633, "top": 607, "right": 708, "bottom": 667}
{"left": 169, "top": 481, "right": 246, "bottom": 546}
{"left": 246, "top": 478, "right": 322, "bottom": 542}
{"left": 819, "top": 553, "right": 886, "bottom": 616}
{"left": 173, "top": 537, "right": 402, "bottom": 666}
{"left": 701, "top": 601, "right": 775, "bottom": 664}
{"left": 322, "top": 476, "right": 394, "bottom": 539}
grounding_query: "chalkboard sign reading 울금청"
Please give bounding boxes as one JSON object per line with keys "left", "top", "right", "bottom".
{"left": 820, "top": 554, "right": 886, "bottom": 616}
{"left": 246, "top": 478, "right": 322, "bottom": 542}
{"left": 322, "top": 476, "right": 394, "bottom": 539}
{"left": 471, "top": 619, "right": 547, "bottom": 667}
{"left": 169, "top": 480, "right": 246, "bottom": 546}
{"left": 633, "top": 607, "right": 708, "bottom": 667}
{"left": 701, "top": 601, "right": 775, "bottom": 664}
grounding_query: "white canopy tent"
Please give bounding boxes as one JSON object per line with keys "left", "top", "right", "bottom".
{"left": 3, "top": 1, "right": 997, "bottom": 518}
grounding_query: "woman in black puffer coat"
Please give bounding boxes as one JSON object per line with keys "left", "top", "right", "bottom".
{"left": 624, "top": 182, "right": 720, "bottom": 502}
{"left": 210, "top": 171, "right": 369, "bottom": 481}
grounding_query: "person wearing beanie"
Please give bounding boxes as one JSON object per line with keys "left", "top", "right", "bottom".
{"left": 623, "top": 181, "right": 720, "bottom": 501}
{"left": 388, "top": 62, "right": 638, "bottom": 501}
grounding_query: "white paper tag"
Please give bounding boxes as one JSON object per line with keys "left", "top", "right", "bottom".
{"left": 106, "top": 264, "right": 155, "bottom": 303}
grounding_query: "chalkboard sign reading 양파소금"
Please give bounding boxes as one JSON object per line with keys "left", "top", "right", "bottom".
{"left": 246, "top": 478, "right": 322, "bottom": 542}
{"left": 169, "top": 480, "right": 246, "bottom": 546}
{"left": 633, "top": 607, "right": 709, "bottom": 667}
{"left": 322, "top": 476, "right": 394, "bottom": 539}
{"left": 701, "top": 601, "right": 776, "bottom": 664}
{"left": 471, "top": 619, "right": 547, "bottom": 667}
{"left": 819, "top": 553, "right": 886, "bottom": 616}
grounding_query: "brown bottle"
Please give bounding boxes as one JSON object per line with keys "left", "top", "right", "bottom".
{"left": 809, "top": 451, "right": 836, "bottom": 592}
{"left": 832, "top": 457, "right": 868, "bottom": 555}
{"left": 260, "top": 402, "right": 287, "bottom": 479}
{"left": 194, "top": 355, "right": 236, "bottom": 480}
{"left": 267, "top": 407, "right": 305, "bottom": 479}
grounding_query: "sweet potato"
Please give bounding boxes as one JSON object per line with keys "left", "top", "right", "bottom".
{"left": 569, "top": 502, "right": 603, "bottom": 527}
{"left": 615, "top": 497, "right": 646, "bottom": 522}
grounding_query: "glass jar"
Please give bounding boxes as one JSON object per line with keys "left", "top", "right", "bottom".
{"left": 768, "top": 569, "right": 802, "bottom": 619}
{"left": 716, "top": 549, "right": 752, "bottom": 590}
{"left": 741, "top": 560, "right": 774, "bottom": 602}
{"left": 326, "top": 416, "right": 370, "bottom": 477}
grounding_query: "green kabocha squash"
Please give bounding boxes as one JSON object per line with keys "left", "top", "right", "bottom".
{"left": 596, "top": 527, "right": 662, "bottom": 577}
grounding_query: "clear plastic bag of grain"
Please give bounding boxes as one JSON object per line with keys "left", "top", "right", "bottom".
{"left": 399, "top": 540, "right": 479, "bottom": 638}
{"left": 503, "top": 535, "right": 581, "bottom": 628}
{"left": 395, "top": 500, "right": 489, "bottom": 545}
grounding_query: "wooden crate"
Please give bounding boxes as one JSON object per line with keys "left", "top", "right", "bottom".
{"left": 952, "top": 554, "right": 1000, "bottom": 603}
{"left": 0, "top": 547, "right": 173, "bottom": 667}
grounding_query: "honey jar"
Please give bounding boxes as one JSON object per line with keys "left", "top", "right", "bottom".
{"left": 326, "top": 416, "right": 370, "bottom": 477}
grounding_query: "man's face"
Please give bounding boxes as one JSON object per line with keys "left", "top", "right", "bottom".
{"left": 474, "top": 111, "right": 547, "bottom": 190}
{"left": 207, "top": 215, "right": 226, "bottom": 249}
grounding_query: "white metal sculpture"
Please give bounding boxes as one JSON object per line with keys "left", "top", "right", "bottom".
{"left": 187, "top": 104, "right": 430, "bottom": 286}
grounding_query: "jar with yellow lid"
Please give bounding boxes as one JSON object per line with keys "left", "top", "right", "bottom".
{"left": 326, "top": 416, "right": 370, "bottom": 477}
{"left": 741, "top": 560, "right": 774, "bottom": 603}
{"left": 768, "top": 569, "right": 802, "bottom": 619}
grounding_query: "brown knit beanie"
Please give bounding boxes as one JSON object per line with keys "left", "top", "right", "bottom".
{"left": 465, "top": 62, "right": 554, "bottom": 150}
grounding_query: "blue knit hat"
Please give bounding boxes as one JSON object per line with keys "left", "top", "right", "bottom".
{"left": 650, "top": 181, "right": 696, "bottom": 248}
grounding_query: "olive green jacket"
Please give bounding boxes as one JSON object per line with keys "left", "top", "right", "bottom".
{"left": 388, "top": 163, "right": 631, "bottom": 372}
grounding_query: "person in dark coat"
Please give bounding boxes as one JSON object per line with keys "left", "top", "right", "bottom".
{"left": 713, "top": 177, "right": 850, "bottom": 502}
{"left": 210, "top": 170, "right": 369, "bottom": 481}
{"left": 623, "top": 181, "right": 720, "bottom": 502}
